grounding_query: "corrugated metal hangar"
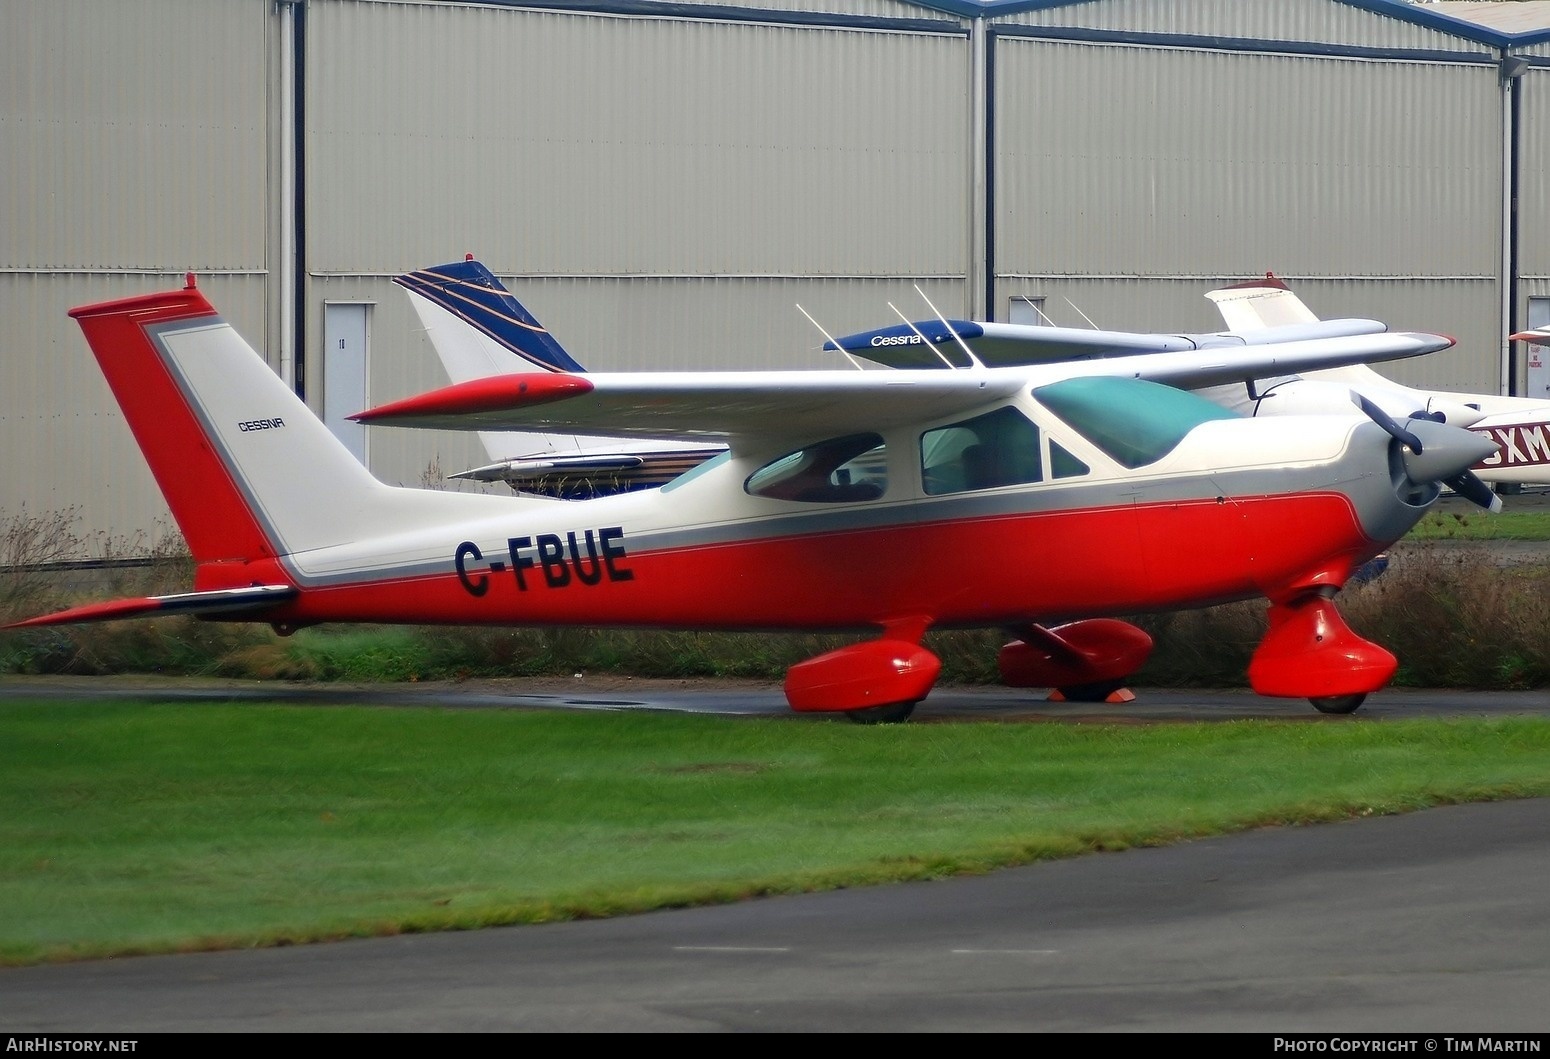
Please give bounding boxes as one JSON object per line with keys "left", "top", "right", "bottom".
{"left": 5, "top": 0, "right": 1550, "bottom": 548}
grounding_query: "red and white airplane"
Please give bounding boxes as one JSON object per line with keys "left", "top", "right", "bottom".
{"left": 3, "top": 277, "right": 1497, "bottom": 721}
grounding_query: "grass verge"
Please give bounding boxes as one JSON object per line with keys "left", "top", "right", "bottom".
{"left": 3, "top": 699, "right": 1548, "bottom": 967}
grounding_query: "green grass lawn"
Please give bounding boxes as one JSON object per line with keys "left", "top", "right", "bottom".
{"left": 1410, "top": 507, "right": 1550, "bottom": 540}
{"left": 3, "top": 699, "right": 1548, "bottom": 967}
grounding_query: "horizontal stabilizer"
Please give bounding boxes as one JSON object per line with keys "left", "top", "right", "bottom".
{"left": 4, "top": 585, "right": 297, "bottom": 629}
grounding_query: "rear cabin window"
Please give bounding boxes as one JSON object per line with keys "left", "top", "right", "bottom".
{"left": 745, "top": 433, "right": 887, "bottom": 502}
{"left": 1033, "top": 377, "right": 1238, "bottom": 469}
{"left": 920, "top": 406, "right": 1043, "bottom": 495}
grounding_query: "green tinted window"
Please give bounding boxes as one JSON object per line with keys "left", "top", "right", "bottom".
{"left": 1033, "top": 377, "right": 1237, "bottom": 469}
{"left": 920, "top": 406, "right": 1043, "bottom": 495}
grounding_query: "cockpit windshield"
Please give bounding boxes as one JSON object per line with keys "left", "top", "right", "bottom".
{"left": 1032, "top": 377, "right": 1238, "bottom": 469}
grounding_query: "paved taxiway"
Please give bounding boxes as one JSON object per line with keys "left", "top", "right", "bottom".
{"left": 2, "top": 676, "right": 1549, "bottom": 1031}
{"left": 3, "top": 795, "right": 1547, "bottom": 1032}
{"left": 5, "top": 672, "right": 1550, "bottom": 722}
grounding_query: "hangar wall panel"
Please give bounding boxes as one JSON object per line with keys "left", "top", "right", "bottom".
{"left": 992, "top": 34, "right": 1504, "bottom": 391}
{"left": 305, "top": 2, "right": 971, "bottom": 279}
{"left": 995, "top": 39, "right": 1500, "bottom": 278}
{"left": 997, "top": 0, "right": 1490, "bottom": 52}
{"left": 0, "top": 0, "right": 275, "bottom": 552}
{"left": 0, "top": 0, "right": 270, "bottom": 272}
{"left": 0, "top": 273, "right": 271, "bottom": 546}
{"left": 1515, "top": 68, "right": 1550, "bottom": 283}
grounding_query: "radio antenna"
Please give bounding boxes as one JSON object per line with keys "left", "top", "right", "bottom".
{"left": 797, "top": 304, "right": 866, "bottom": 370}
{"left": 914, "top": 284, "right": 984, "bottom": 369}
{"left": 889, "top": 302, "right": 958, "bottom": 369}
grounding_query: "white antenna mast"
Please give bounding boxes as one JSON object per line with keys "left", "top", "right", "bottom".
{"left": 1064, "top": 296, "right": 1101, "bottom": 330}
{"left": 796, "top": 304, "right": 866, "bottom": 370}
{"left": 913, "top": 283, "right": 985, "bottom": 369}
{"left": 887, "top": 302, "right": 959, "bottom": 369}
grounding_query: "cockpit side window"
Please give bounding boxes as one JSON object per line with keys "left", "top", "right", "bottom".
{"left": 920, "top": 406, "right": 1043, "bottom": 495}
{"left": 1033, "top": 377, "right": 1238, "bottom": 469}
{"left": 745, "top": 433, "right": 888, "bottom": 503}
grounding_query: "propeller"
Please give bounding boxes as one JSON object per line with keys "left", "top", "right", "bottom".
{"left": 1351, "top": 392, "right": 1422, "bottom": 454}
{"left": 1443, "top": 468, "right": 1503, "bottom": 513}
{"left": 1349, "top": 391, "right": 1503, "bottom": 513}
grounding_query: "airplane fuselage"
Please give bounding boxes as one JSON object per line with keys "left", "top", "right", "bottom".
{"left": 230, "top": 412, "right": 1414, "bottom": 635}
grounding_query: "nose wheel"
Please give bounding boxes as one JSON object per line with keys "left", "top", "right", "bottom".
{"left": 1309, "top": 693, "right": 1366, "bottom": 715}
{"left": 844, "top": 701, "right": 918, "bottom": 725}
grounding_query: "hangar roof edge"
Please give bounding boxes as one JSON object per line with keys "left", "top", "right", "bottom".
{"left": 907, "top": 0, "right": 1543, "bottom": 48}
{"left": 465, "top": 2, "right": 1550, "bottom": 49}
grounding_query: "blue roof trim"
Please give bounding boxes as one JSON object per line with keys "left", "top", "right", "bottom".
{"left": 992, "top": 23, "right": 1492, "bottom": 65}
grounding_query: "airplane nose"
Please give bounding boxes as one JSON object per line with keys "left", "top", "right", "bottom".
{"left": 1398, "top": 419, "right": 1500, "bottom": 483}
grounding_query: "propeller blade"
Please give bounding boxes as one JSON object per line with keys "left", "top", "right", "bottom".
{"left": 1444, "top": 470, "right": 1503, "bottom": 513}
{"left": 1350, "top": 391, "right": 1422, "bottom": 454}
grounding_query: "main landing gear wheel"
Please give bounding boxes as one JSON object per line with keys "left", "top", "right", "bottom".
{"left": 844, "top": 701, "right": 917, "bottom": 725}
{"left": 1055, "top": 679, "right": 1128, "bottom": 703}
{"left": 1309, "top": 693, "right": 1367, "bottom": 715}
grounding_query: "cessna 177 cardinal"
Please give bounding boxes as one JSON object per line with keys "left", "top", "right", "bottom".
{"left": 2, "top": 277, "right": 1496, "bottom": 721}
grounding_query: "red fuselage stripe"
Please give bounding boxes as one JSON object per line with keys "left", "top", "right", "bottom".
{"left": 270, "top": 492, "right": 1374, "bottom": 630}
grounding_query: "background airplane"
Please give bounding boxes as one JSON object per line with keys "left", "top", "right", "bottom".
{"left": 832, "top": 275, "right": 1550, "bottom": 497}
{"left": 396, "top": 259, "right": 723, "bottom": 497}
{"left": 2, "top": 276, "right": 1494, "bottom": 723}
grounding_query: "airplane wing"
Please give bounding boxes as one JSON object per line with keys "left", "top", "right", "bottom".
{"left": 353, "top": 331, "right": 1454, "bottom": 442}
{"left": 827, "top": 316, "right": 1390, "bottom": 370}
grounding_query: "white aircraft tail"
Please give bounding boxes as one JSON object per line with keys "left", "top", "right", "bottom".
{"left": 69, "top": 279, "right": 500, "bottom": 570}
{"left": 1205, "top": 274, "right": 1321, "bottom": 331}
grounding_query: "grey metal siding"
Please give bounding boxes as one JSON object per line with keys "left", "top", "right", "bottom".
{"left": 1517, "top": 68, "right": 1550, "bottom": 284}
{"left": 992, "top": 35, "right": 1503, "bottom": 392}
{"left": 0, "top": 273, "right": 271, "bottom": 545}
{"left": 995, "top": 39, "right": 1499, "bottom": 277}
{"left": 305, "top": 1, "right": 970, "bottom": 278}
{"left": 304, "top": 0, "right": 974, "bottom": 489}
{"left": 0, "top": 0, "right": 275, "bottom": 547}
{"left": 1, "top": 0, "right": 271, "bottom": 272}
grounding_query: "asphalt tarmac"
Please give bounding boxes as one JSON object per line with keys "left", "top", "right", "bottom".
{"left": 1, "top": 675, "right": 1548, "bottom": 1032}
{"left": 3, "top": 671, "right": 1548, "bottom": 723}
{"left": 2, "top": 794, "right": 1546, "bottom": 1033}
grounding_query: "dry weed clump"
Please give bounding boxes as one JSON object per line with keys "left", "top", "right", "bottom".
{"left": 0, "top": 507, "right": 88, "bottom": 620}
{"left": 1343, "top": 543, "right": 1550, "bottom": 688}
